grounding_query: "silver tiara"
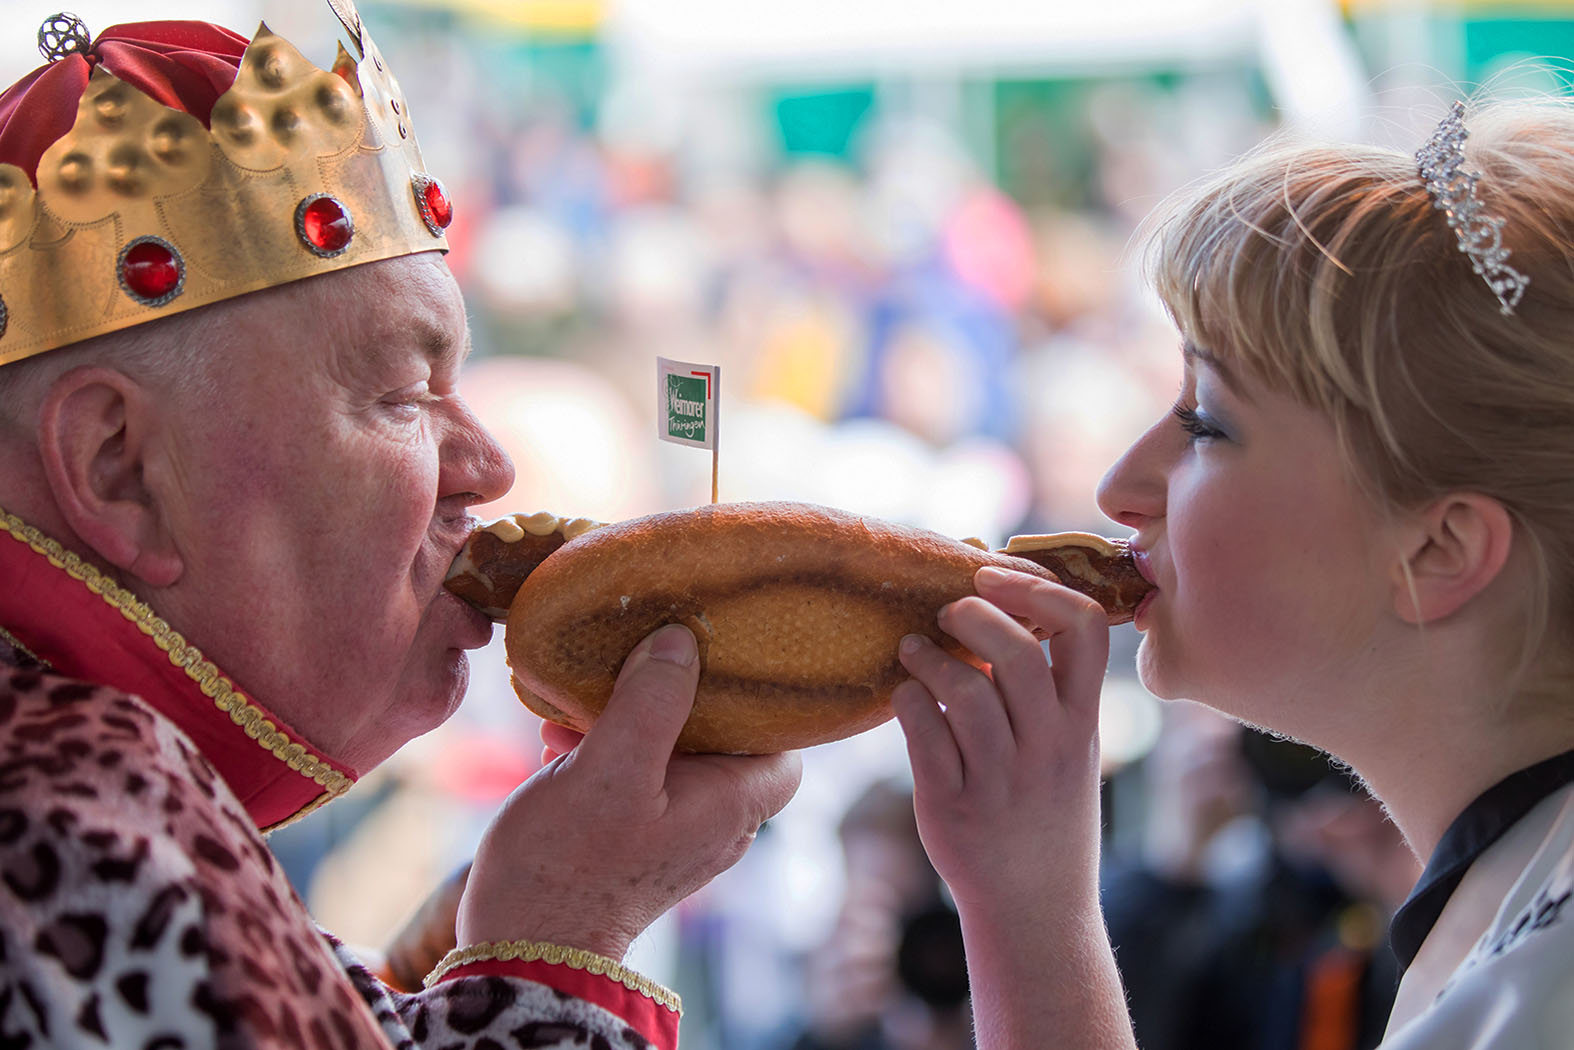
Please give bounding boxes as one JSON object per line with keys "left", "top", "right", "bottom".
{"left": 1414, "top": 101, "right": 1529, "bottom": 315}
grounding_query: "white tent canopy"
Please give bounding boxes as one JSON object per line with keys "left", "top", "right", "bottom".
{"left": 605, "top": 0, "right": 1266, "bottom": 79}
{"left": 605, "top": 0, "right": 1370, "bottom": 144}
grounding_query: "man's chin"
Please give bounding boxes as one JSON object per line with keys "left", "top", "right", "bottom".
{"left": 350, "top": 653, "right": 472, "bottom": 772}
{"left": 425, "top": 649, "right": 472, "bottom": 727}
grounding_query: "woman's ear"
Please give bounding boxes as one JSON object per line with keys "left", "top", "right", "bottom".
{"left": 35, "top": 365, "right": 184, "bottom": 587}
{"left": 1391, "top": 493, "right": 1515, "bottom": 625}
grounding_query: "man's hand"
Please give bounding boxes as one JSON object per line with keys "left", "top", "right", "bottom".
{"left": 457, "top": 623, "right": 803, "bottom": 959}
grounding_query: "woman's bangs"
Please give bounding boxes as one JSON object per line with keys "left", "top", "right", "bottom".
{"left": 1147, "top": 172, "right": 1321, "bottom": 401}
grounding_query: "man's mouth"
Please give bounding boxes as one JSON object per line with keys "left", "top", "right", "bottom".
{"left": 436, "top": 577, "right": 497, "bottom": 649}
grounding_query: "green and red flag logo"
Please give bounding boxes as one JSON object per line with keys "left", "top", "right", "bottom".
{"left": 657, "top": 357, "right": 719, "bottom": 450}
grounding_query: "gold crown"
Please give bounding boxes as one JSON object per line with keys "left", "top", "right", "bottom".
{"left": 0, "top": 1, "right": 453, "bottom": 366}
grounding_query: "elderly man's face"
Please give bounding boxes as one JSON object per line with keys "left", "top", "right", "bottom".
{"left": 155, "top": 253, "right": 514, "bottom": 772}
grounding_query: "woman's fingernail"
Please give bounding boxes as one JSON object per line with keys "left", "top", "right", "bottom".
{"left": 648, "top": 624, "right": 697, "bottom": 666}
{"left": 900, "top": 634, "right": 925, "bottom": 656}
{"left": 976, "top": 566, "right": 1011, "bottom": 586}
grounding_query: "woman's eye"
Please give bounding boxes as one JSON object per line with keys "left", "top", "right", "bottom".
{"left": 1171, "top": 402, "right": 1227, "bottom": 442}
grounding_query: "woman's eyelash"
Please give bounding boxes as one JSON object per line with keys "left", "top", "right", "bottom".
{"left": 1171, "top": 403, "right": 1226, "bottom": 441}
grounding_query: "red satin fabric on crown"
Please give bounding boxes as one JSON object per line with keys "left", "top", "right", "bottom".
{"left": 0, "top": 20, "right": 249, "bottom": 184}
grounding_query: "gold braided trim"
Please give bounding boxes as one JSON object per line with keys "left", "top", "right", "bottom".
{"left": 0, "top": 624, "right": 50, "bottom": 669}
{"left": 0, "top": 509, "right": 354, "bottom": 808}
{"left": 424, "top": 939, "right": 682, "bottom": 1013}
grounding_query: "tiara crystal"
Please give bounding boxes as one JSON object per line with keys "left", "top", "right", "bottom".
{"left": 0, "top": 2, "right": 454, "bottom": 366}
{"left": 1414, "top": 101, "right": 1529, "bottom": 315}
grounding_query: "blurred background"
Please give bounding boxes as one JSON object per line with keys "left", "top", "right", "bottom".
{"left": 9, "top": 1, "right": 1573, "bottom": 1046}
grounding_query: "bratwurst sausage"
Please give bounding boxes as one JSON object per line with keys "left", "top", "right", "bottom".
{"left": 445, "top": 500, "right": 1151, "bottom": 754}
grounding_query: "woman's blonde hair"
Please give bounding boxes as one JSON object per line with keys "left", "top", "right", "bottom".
{"left": 1143, "top": 97, "right": 1574, "bottom": 679}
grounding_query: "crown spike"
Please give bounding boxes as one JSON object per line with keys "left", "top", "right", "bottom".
{"left": 327, "top": 0, "right": 366, "bottom": 57}
{"left": 332, "top": 42, "right": 364, "bottom": 97}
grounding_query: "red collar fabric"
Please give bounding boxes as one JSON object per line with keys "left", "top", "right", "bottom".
{"left": 0, "top": 507, "right": 354, "bottom": 831}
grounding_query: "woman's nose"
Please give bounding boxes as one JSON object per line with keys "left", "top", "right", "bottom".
{"left": 1096, "top": 418, "right": 1168, "bottom": 531}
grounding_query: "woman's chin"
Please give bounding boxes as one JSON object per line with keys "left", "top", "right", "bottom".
{"left": 1134, "top": 644, "right": 1190, "bottom": 703}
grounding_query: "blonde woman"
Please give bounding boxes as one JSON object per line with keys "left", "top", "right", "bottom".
{"left": 893, "top": 98, "right": 1574, "bottom": 1049}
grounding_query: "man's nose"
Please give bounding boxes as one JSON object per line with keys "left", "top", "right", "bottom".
{"left": 444, "top": 399, "right": 516, "bottom": 505}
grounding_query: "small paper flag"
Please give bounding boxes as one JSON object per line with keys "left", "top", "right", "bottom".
{"left": 657, "top": 357, "right": 719, "bottom": 451}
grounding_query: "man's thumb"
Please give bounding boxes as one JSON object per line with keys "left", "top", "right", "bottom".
{"left": 578, "top": 623, "right": 701, "bottom": 773}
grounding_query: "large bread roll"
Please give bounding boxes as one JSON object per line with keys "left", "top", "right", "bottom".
{"left": 488, "top": 500, "right": 1146, "bottom": 754}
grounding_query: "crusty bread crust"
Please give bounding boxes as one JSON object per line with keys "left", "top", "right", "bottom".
{"left": 504, "top": 501, "right": 1062, "bottom": 754}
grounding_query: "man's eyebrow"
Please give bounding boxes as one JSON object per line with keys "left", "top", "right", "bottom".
{"left": 413, "top": 319, "right": 468, "bottom": 365}
{"left": 1182, "top": 340, "right": 1242, "bottom": 395}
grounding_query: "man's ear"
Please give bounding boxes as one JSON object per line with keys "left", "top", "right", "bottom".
{"left": 36, "top": 366, "right": 183, "bottom": 587}
{"left": 1391, "top": 493, "right": 1514, "bottom": 625}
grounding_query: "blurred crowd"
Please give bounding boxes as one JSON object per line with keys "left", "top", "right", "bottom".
{"left": 346, "top": 4, "right": 1285, "bottom": 538}
{"left": 256, "top": 3, "right": 1528, "bottom": 1048}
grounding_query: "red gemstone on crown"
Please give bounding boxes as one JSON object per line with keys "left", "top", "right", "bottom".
{"left": 412, "top": 174, "right": 453, "bottom": 236}
{"left": 296, "top": 194, "right": 354, "bottom": 257}
{"left": 424, "top": 181, "right": 452, "bottom": 228}
{"left": 119, "top": 238, "right": 184, "bottom": 305}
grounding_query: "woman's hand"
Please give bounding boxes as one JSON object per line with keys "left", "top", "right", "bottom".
{"left": 893, "top": 565, "right": 1109, "bottom": 909}
{"left": 892, "top": 565, "right": 1136, "bottom": 1050}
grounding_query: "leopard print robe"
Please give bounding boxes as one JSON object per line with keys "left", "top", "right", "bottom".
{"left": 0, "top": 653, "right": 666, "bottom": 1050}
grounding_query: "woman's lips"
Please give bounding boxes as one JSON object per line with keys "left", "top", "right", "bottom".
{"left": 1131, "top": 547, "right": 1158, "bottom": 588}
{"left": 1130, "top": 547, "right": 1159, "bottom": 630}
{"left": 1133, "top": 588, "right": 1158, "bottom": 628}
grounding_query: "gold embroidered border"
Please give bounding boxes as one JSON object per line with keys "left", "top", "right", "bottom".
{"left": 424, "top": 939, "right": 682, "bottom": 1013}
{"left": 0, "top": 624, "right": 50, "bottom": 669}
{"left": 0, "top": 509, "right": 353, "bottom": 813}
